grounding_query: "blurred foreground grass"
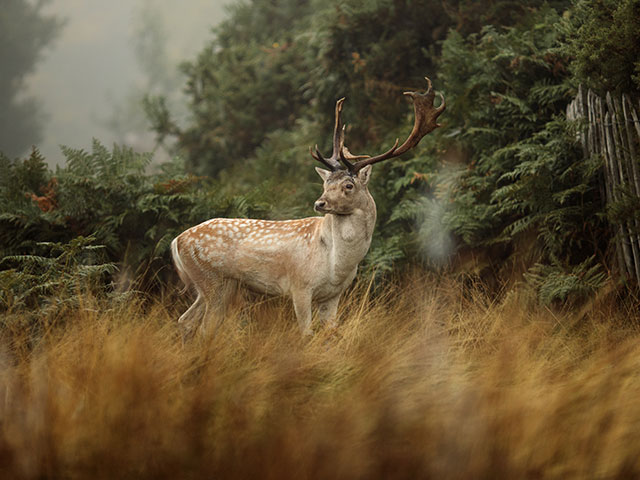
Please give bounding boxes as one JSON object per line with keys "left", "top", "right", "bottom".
{"left": 1, "top": 274, "right": 639, "bottom": 479}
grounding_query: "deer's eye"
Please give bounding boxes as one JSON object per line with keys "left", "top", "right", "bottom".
{"left": 344, "top": 183, "right": 354, "bottom": 190}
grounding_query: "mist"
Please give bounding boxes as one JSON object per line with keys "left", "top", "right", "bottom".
{"left": 20, "top": 0, "right": 228, "bottom": 165}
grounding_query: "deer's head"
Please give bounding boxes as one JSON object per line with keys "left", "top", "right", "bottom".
{"left": 314, "top": 166, "right": 372, "bottom": 215}
{"left": 310, "top": 77, "right": 445, "bottom": 216}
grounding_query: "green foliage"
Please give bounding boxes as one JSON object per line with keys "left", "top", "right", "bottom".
{"left": 363, "top": 147, "right": 446, "bottom": 272}
{"left": 524, "top": 256, "right": 607, "bottom": 305}
{"left": 442, "top": 0, "right": 571, "bottom": 35}
{"left": 490, "top": 117, "right": 604, "bottom": 260}
{"left": 155, "top": 0, "right": 315, "bottom": 176}
{"left": 606, "top": 187, "right": 640, "bottom": 232}
{"left": 433, "top": 6, "right": 610, "bottom": 298}
{"left": 305, "top": 0, "right": 452, "bottom": 148}
{"left": 145, "top": 0, "right": 632, "bottom": 298}
{"left": 562, "top": 0, "right": 640, "bottom": 97}
{"left": 0, "top": 143, "right": 271, "bottom": 296}
{"left": 0, "top": 0, "right": 63, "bottom": 157}
{"left": 151, "top": 0, "right": 456, "bottom": 176}
{"left": 0, "top": 236, "right": 116, "bottom": 313}
{"left": 0, "top": 148, "right": 56, "bottom": 255}
{"left": 5, "top": 0, "right": 640, "bottom": 310}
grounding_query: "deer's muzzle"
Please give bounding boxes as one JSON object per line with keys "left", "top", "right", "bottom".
{"left": 314, "top": 199, "right": 328, "bottom": 213}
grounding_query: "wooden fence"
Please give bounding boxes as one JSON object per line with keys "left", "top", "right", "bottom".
{"left": 566, "top": 86, "right": 640, "bottom": 282}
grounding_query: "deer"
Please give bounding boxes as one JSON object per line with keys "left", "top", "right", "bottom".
{"left": 171, "top": 77, "right": 445, "bottom": 337}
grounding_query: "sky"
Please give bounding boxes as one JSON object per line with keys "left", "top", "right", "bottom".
{"left": 24, "top": 0, "right": 228, "bottom": 165}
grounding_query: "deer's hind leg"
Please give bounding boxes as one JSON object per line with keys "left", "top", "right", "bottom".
{"left": 199, "top": 277, "right": 240, "bottom": 337}
{"left": 178, "top": 293, "right": 207, "bottom": 342}
{"left": 178, "top": 273, "right": 227, "bottom": 341}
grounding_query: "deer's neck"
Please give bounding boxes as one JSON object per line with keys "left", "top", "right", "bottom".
{"left": 320, "top": 195, "right": 376, "bottom": 283}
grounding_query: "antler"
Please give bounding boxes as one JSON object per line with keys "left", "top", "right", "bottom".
{"left": 345, "top": 77, "right": 445, "bottom": 173}
{"left": 311, "top": 76, "right": 445, "bottom": 174}
{"left": 309, "top": 99, "right": 341, "bottom": 170}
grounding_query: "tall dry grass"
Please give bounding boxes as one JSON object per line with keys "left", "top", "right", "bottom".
{"left": 1, "top": 274, "right": 640, "bottom": 479}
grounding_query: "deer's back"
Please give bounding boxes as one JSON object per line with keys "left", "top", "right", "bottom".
{"left": 175, "top": 217, "right": 325, "bottom": 295}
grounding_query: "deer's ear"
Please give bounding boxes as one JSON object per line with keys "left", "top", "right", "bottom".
{"left": 315, "top": 167, "right": 332, "bottom": 182}
{"left": 357, "top": 165, "right": 372, "bottom": 185}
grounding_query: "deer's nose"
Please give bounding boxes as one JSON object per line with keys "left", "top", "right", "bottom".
{"left": 314, "top": 200, "right": 327, "bottom": 212}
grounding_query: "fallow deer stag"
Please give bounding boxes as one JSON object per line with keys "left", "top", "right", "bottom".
{"left": 171, "top": 77, "right": 445, "bottom": 337}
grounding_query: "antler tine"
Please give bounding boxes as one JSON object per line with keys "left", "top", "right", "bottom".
{"left": 348, "top": 76, "right": 445, "bottom": 174}
{"left": 310, "top": 145, "right": 336, "bottom": 170}
{"left": 340, "top": 139, "right": 398, "bottom": 169}
{"left": 309, "top": 98, "right": 347, "bottom": 171}
{"left": 339, "top": 145, "right": 370, "bottom": 171}
{"left": 331, "top": 98, "right": 346, "bottom": 163}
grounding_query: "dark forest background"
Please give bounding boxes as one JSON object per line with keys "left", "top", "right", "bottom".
{"left": 2, "top": 0, "right": 640, "bottom": 311}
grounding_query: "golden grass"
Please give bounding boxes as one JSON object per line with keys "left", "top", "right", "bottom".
{"left": 1, "top": 275, "right": 640, "bottom": 479}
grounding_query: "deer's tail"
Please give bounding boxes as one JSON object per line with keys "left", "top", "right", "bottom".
{"left": 171, "top": 236, "right": 191, "bottom": 295}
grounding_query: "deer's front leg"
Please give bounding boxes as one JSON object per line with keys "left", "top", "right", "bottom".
{"left": 291, "top": 289, "right": 313, "bottom": 336}
{"left": 317, "top": 295, "right": 341, "bottom": 329}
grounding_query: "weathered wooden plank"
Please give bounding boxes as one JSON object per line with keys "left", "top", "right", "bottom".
{"left": 619, "top": 96, "right": 640, "bottom": 197}
{"left": 606, "top": 93, "right": 627, "bottom": 187}
{"left": 598, "top": 97, "right": 627, "bottom": 276}
{"left": 587, "top": 90, "right": 608, "bottom": 208}
{"left": 629, "top": 96, "right": 640, "bottom": 141}
{"left": 587, "top": 90, "right": 597, "bottom": 157}
{"left": 621, "top": 95, "right": 640, "bottom": 281}
{"left": 611, "top": 95, "right": 640, "bottom": 281}
{"left": 603, "top": 104, "right": 627, "bottom": 275}
{"left": 577, "top": 85, "right": 588, "bottom": 158}
{"left": 584, "top": 90, "right": 606, "bottom": 207}
{"left": 604, "top": 106, "right": 634, "bottom": 278}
